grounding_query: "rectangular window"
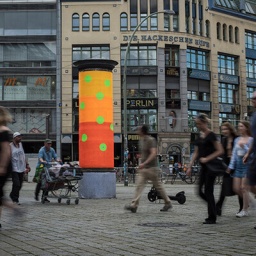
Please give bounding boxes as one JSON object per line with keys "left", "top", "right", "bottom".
{"left": 187, "top": 48, "right": 209, "bottom": 71}
{"left": 164, "top": 14, "right": 170, "bottom": 31}
{"left": 187, "top": 91, "right": 210, "bottom": 101}
{"left": 163, "top": 0, "right": 170, "bottom": 10}
{"left": 140, "top": 0, "right": 148, "bottom": 30}
{"left": 247, "top": 86, "right": 255, "bottom": 106}
{"left": 166, "top": 89, "right": 181, "bottom": 109}
{"left": 219, "top": 113, "right": 238, "bottom": 128}
{"left": 130, "top": 0, "right": 138, "bottom": 30}
{"left": 123, "top": 109, "right": 157, "bottom": 132}
{"left": 245, "top": 31, "right": 256, "bottom": 50}
{"left": 218, "top": 83, "right": 238, "bottom": 104}
{"left": 1, "top": 10, "right": 56, "bottom": 36}
{"left": 218, "top": 54, "right": 237, "bottom": 75}
{"left": 121, "top": 45, "right": 157, "bottom": 66}
{"left": 8, "top": 108, "right": 55, "bottom": 135}
{"left": 165, "top": 46, "right": 179, "bottom": 67}
{"left": 1, "top": 75, "right": 56, "bottom": 101}
{"left": 72, "top": 45, "right": 110, "bottom": 61}
{"left": 246, "top": 58, "right": 256, "bottom": 79}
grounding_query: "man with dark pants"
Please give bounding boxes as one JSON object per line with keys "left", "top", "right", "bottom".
{"left": 10, "top": 132, "right": 30, "bottom": 205}
{"left": 124, "top": 125, "right": 172, "bottom": 213}
{"left": 243, "top": 91, "right": 256, "bottom": 230}
{"left": 35, "top": 139, "right": 60, "bottom": 202}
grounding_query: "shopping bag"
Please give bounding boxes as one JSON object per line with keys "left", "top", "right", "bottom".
{"left": 33, "top": 166, "right": 44, "bottom": 183}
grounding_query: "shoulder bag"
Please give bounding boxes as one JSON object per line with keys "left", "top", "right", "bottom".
{"left": 205, "top": 157, "right": 227, "bottom": 176}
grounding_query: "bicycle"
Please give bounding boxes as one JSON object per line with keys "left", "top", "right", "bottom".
{"left": 167, "top": 167, "right": 196, "bottom": 184}
{"left": 115, "top": 167, "right": 135, "bottom": 183}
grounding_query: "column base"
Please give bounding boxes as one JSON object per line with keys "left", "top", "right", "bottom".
{"left": 78, "top": 172, "right": 116, "bottom": 199}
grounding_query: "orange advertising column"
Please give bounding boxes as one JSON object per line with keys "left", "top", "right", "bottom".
{"left": 74, "top": 59, "right": 118, "bottom": 199}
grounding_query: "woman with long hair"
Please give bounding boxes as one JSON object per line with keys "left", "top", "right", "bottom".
{"left": 216, "top": 122, "right": 243, "bottom": 216}
{"left": 228, "top": 121, "right": 253, "bottom": 217}
{"left": 187, "top": 113, "right": 224, "bottom": 224}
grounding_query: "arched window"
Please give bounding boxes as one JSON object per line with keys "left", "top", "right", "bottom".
{"left": 223, "top": 24, "right": 227, "bottom": 41}
{"left": 102, "top": 13, "right": 110, "bottom": 31}
{"left": 229, "top": 25, "right": 233, "bottom": 42}
{"left": 72, "top": 13, "right": 80, "bottom": 31}
{"left": 205, "top": 20, "right": 210, "bottom": 38}
{"left": 82, "top": 13, "right": 90, "bottom": 31}
{"left": 235, "top": 27, "right": 239, "bottom": 44}
{"left": 92, "top": 13, "right": 100, "bottom": 31}
{"left": 120, "top": 12, "right": 128, "bottom": 31}
{"left": 217, "top": 22, "right": 221, "bottom": 39}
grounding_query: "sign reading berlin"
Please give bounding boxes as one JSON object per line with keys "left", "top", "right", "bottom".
{"left": 123, "top": 35, "right": 210, "bottom": 48}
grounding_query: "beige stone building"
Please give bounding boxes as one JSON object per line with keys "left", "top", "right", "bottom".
{"left": 61, "top": 0, "right": 256, "bottom": 166}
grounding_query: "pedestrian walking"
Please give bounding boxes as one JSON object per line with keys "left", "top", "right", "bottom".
{"left": 243, "top": 91, "right": 256, "bottom": 229}
{"left": 216, "top": 122, "right": 243, "bottom": 216}
{"left": 0, "top": 106, "right": 23, "bottom": 228}
{"left": 34, "top": 139, "right": 61, "bottom": 202}
{"left": 187, "top": 113, "right": 224, "bottom": 224}
{"left": 124, "top": 125, "right": 172, "bottom": 213}
{"left": 9, "top": 132, "right": 30, "bottom": 205}
{"left": 227, "top": 121, "right": 253, "bottom": 218}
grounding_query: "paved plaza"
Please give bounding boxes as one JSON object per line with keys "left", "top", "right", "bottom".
{"left": 0, "top": 181, "right": 255, "bottom": 256}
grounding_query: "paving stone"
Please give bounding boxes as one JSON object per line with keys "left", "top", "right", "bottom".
{"left": 0, "top": 182, "right": 255, "bottom": 255}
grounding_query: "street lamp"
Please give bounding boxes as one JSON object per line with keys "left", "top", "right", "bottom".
{"left": 122, "top": 10, "right": 175, "bottom": 186}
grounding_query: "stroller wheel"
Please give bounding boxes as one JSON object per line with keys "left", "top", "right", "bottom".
{"left": 176, "top": 192, "right": 186, "bottom": 204}
{"left": 148, "top": 188, "right": 157, "bottom": 202}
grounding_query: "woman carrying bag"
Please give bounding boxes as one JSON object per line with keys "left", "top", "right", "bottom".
{"left": 187, "top": 113, "right": 224, "bottom": 224}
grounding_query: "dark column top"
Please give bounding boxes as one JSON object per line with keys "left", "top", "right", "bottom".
{"left": 74, "top": 59, "right": 118, "bottom": 72}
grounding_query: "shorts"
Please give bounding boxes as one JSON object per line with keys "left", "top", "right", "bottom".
{"left": 233, "top": 157, "right": 248, "bottom": 178}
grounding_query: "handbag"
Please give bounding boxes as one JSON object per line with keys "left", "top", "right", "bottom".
{"left": 205, "top": 157, "right": 227, "bottom": 176}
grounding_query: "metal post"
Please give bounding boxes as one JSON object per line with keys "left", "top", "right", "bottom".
{"left": 46, "top": 114, "right": 50, "bottom": 139}
{"left": 122, "top": 10, "right": 175, "bottom": 186}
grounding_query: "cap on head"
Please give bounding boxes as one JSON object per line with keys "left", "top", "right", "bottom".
{"left": 13, "top": 132, "right": 22, "bottom": 138}
{"left": 45, "top": 139, "right": 52, "bottom": 144}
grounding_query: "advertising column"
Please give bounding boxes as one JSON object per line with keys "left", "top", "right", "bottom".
{"left": 74, "top": 59, "right": 118, "bottom": 198}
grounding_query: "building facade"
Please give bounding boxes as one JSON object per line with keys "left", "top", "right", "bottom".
{"left": 0, "top": 0, "right": 61, "bottom": 155}
{"left": 60, "top": 0, "right": 256, "bottom": 166}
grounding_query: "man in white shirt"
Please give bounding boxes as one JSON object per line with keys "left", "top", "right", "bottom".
{"left": 9, "top": 132, "right": 30, "bottom": 205}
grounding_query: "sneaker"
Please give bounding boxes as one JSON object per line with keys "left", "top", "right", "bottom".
{"left": 236, "top": 210, "right": 249, "bottom": 218}
{"left": 160, "top": 203, "right": 172, "bottom": 212}
{"left": 44, "top": 198, "right": 50, "bottom": 203}
{"left": 34, "top": 195, "right": 39, "bottom": 201}
{"left": 124, "top": 204, "right": 137, "bottom": 213}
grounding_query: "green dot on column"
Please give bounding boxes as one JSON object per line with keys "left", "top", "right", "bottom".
{"left": 80, "top": 102, "right": 85, "bottom": 109}
{"left": 96, "top": 92, "right": 104, "bottom": 100}
{"left": 84, "top": 75, "right": 92, "bottom": 83}
{"left": 104, "top": 79, "right": 111, "bottom": 87}
{"left": 99, "top": 143, "right": 107, "bottom": 151}
{"left": 110, "top": 123, "right": 113, "bottom": 131}
{"left": 82, "top": 134, "right": 88, "bottom": 142}
{"left": 96, "top": 116, "right": 104, "bottom": 124}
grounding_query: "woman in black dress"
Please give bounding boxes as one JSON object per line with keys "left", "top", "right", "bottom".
{"left": 187, "top": 113, "right": 224, "bottom": 224}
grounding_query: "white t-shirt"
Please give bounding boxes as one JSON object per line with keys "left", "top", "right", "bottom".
{"left": 10, "top": 142, "right": 26, "bottom": 173}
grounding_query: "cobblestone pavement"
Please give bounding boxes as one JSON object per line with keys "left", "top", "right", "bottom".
{"left": 0, "top": 181, "right": 255, "bottom": 256}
